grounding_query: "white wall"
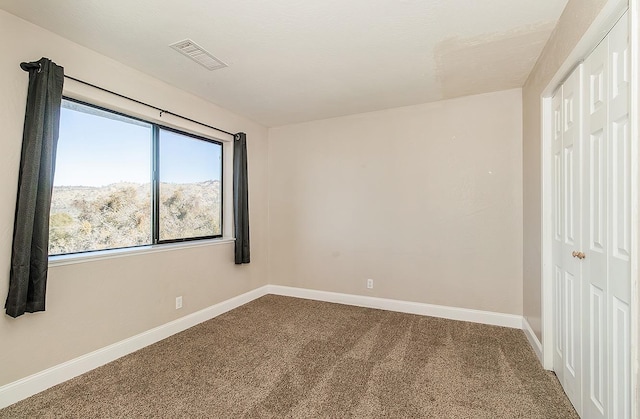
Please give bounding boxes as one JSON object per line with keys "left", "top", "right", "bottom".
{"left": 268, "top": 89, "right": 523, "bottom": 315}
{"left": 0, "top": 10, "right": 269, "bottom": 387}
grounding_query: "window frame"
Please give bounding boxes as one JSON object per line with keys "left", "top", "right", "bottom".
{"left": 154, "top": 124, "right": 224, "bottom": 245}
{"left": 50, "top": 96, "right": 224, "bottom": 257}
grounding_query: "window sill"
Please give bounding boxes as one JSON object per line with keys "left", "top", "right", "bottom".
{"left": 48, "top": 237, "right": 236, "bottom": 267}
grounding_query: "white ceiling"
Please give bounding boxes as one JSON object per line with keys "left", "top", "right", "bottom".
{"left": 1, "top": 0, "right": 568, "bottom": 127}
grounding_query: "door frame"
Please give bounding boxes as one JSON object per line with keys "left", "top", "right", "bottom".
{"left": 539, "top": 0, "right": 638, "bottom": 416}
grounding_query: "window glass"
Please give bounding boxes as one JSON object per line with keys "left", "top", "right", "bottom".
{"left": 49, "top": 100, "right": 152, "bottom": 255}
{"left": 158, "top": 129, "right": 222, "bottom": 241}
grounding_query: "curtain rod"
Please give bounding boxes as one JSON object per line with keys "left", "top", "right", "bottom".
{"left": 63, "top": 75, "right": 236, "bottom": 138}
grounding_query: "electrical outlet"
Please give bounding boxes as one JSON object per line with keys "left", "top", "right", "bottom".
{"left": 367, "top": 279, "right": 374, "bottom": 289}
{"left": 175, "top": 296, "right": 183, "bottom": 309}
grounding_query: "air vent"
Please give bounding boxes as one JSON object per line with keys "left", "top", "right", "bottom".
{"left": 169, "top": 39, "right": 228, "bottom": 71}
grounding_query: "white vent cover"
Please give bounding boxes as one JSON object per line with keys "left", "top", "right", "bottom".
{"left": 169, "top": 39, "right": 228, "bottom": 71}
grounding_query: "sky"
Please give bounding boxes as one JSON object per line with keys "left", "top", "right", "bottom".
{"left": 54, "top": 101, "right": 222, "bottom": 187}
{"left": 160, "top": 129, "right": 221, "bottom": 184}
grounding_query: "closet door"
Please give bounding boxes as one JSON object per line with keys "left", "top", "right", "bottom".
{"left": 583, "top": 35, "right": 609, "bottom": 419}
{"left": 552, "top": 87, "right": 565, "bottom": 388}
{"left": 570, "top": 12, "right": 630, "bottom": 419}
{"left": 560, "top": 64, "right": 585, "bottom": 414}
{"left": 607, "top": 14, "right": 631, "bottom": 419}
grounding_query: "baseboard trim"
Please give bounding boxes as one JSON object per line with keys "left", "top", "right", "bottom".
{"left": 522, "top": 317, "right": 544, "bottom": 364}
{"left": 1, "top": 284, "right": 531, "bottom": 410}
{"left": 0, "top": 285, "right": 270, "bottom": 409}
{"left": 267, "top": 285, "right": 523, "bottom": 329}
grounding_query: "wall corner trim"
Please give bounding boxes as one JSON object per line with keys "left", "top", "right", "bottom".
{"left": 522, "top": 317, "right": 544, "bottom": 365}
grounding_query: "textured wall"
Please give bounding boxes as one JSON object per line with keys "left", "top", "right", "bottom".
{"left": 268, "top": 89, "right": 523, "bottom": 315}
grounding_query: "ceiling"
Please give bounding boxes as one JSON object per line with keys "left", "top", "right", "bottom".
{"left": 0, "top": 0, "right": 568, "bottom": 127}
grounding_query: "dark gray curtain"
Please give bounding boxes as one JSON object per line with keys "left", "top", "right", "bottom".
{"left": 5, "top": 58, "right": 64, "bottom": 318}
{"left": 233, "top": 132, "right": 250, "bottom": 264}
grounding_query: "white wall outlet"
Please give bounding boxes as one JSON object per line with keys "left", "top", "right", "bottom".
{"left": 367, "top": 279, "right": 374, "bottom": 289}
{"left": 175, "top": 296, "right": 183, "bottom": 309}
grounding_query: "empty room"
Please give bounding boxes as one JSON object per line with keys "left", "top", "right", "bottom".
{"left": 0, "top": 0, "right": 638, "bottom": 418}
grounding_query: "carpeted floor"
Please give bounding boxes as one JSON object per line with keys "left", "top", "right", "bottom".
{"left": 0, "top": 295, "right": 578, "bottom": 418}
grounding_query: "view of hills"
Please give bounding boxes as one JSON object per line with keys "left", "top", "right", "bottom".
{"left": 49, "top": 181, "right": 221, "bottom": 255}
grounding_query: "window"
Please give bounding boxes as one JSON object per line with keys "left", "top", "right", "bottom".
{"left": 49, "top": 98, "right": 223, "bottom": 256}
{"left": 158, "top": 128, "right": 222, "bottom": 241}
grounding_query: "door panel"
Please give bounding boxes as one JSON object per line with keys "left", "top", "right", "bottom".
{"left": 565, "top": 144, "right": 576, "bottom": 246}
{"left": 589, "top": 284, "right": 606, "bottom": 415}
{"left": 584, "top": 35, "right": 608, "bottom": 419}
{"left": 560, "top": 64, "right": 583, "bottom": 414}
{"left": 611, "top": 298, "right": 630, "bottom": 419}
{"left": 565, "top": 271, "right": 578, "bottom": 376}
{"left": 611, "top": 117, "right": 631, "bottom": 264}
{"left": 607, "top": 14, "right": 631, "bottom": 419}
{"left": 555, "top": 265, "right": 564, "bottom": 363}
{"left": 589, "top": 131, "right": 605, "bottom": 253}
{"left": 552, "top": 89, "right": 565, "bottom": 385}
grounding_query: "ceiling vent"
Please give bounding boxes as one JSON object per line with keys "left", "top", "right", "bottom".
{"left": 169, "top": 39, "right": 228, "bottom": 71}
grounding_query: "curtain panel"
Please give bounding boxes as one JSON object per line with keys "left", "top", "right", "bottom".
{"left": 233, "top": 132, "right": 250, "bottom": 264}
{"left": 5, "top": 58, "right": 64, "bottom": 318}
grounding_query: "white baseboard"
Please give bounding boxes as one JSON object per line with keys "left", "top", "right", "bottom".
{"left": 522, "top": 317, "right": 544, "bottom": 364}
{"left": 0, "top": 285, "right": 270, "bottom": 410}
{"left": 267, "top": 285, "right": 523, "bottom": 329}
{"left": 1, "top": 284, "right": 535, "bottom": 410}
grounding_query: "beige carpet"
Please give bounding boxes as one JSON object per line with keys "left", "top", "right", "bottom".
{"left": 1, "top": 295, "right": 577, "bottom": 418}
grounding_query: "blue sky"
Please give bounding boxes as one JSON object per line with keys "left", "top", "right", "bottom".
{"left": 159, "top": 129, "right": 221, "bottom": 184}
{"left": 54, "top": 102, "right": 222, "bottom": 187}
